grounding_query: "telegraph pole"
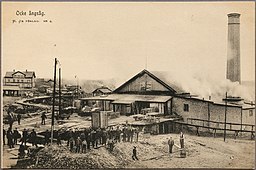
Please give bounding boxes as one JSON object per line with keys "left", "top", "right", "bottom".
{"left": 224, "top": 92, "right": 227, "bottom": 142}
{"left": 51, "top": 58, "right": 57, "bottom": 145}
{"left": 59, "top": 67, "right": 61, "bottom": 118}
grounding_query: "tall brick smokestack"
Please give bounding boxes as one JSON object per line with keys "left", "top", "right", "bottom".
{"left": 226, "top": 13, "right": 241, "bottom": 84}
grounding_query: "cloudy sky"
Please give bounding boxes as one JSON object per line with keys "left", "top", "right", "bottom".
{"left": 2, "top": 2, "right": 255, "bottom": 83}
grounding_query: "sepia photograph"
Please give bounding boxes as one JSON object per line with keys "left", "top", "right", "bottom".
{"left": 1, "top": 1, "right": 255, "bottom": 169}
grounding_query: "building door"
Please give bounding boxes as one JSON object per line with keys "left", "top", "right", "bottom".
{"left": 136, "top": 102, "right": 150, "bottom": 114}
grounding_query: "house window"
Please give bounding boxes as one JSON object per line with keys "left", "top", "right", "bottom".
{"left": 146, "top": 82, "right": 152, "bottom": 91}
{"left": 140, "top": 81, "right": 152, "bottom": 91}
{"left": 249, "top": 110, "right": 253, "bottom": 116}
{"left": 184, "top": 104, "right": 189, "bottom": 112}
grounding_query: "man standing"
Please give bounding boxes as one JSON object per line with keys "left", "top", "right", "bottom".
{"left": 168, "top": 137, "right": 175, "bottom": 154}
{"left": 17, "top": 113, "right": 22, "bottom": 125}
{"left": 13, "top": 128, "right": 20, "bottom": 145}
{"left": 69, "top": 136, "right": 74, "bottom": 152}
{"left": 7, "top": 128, "right": 14, "bottom": 148}
{"left": 91, "top": 129, "right": 96, "bottom": 148}
{"left": 180, "top": 132, "right": 185, "bottom": 149}
{"left": 76, "top": 137, "right": 82, "bottom": 153}
{"left": 30, "top": 129, "right": 38, "bottom": 147}
{"left": 135, "top": 127, "right": 139, "bottom": 142}
{"left": 132, "top": 146, "right": 139, "bottom": 160}
{"left": 82, "top": 139, "right": 87, "bottom": 153}
{"left": 122, "top": 126, "right": 127, "bottom": 142}
{"left": 21, "top": 128, "right": 28, "bottom": 146}
{"left": 102, "top": 128, "right": 108, "bottom": 146}
{"left": 56, "top": 130, "right": 62, "bottom": 146}
{"left": 41, "top": 112, "right": 47, "bottom": 125}
{"left": 44, "top": 129, "right": 50, "bottom": 145}
{"left": 3, "top": 128, "right": 6, "bottom": 145}
{"left": 8, "top": 113, "right": 14, "bottom": 130}
{"left": 116, "top": 126, "right": 121, "bottom": 143}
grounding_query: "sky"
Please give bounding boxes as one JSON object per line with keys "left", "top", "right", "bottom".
{"left": 2, "top": 2, "right": 255, "bottom": 84}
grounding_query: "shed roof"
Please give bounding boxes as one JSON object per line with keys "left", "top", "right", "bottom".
{"left": 3, "top": 85, "right": 21, "bottom": 91}
{"left": 80, "top": 94, "right": 172, "bottom": 103}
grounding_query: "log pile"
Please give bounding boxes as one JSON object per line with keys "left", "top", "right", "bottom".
{"left": 24, "top": 145, "right": 127, "bottom": 169}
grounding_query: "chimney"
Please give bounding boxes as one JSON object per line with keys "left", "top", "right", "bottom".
{"left": 13, "top": 69, "right": 15, "bottom": 72}
{"left": 226, "top": 13, "right": 241, "bottom": 84}
{"left": 26, "top": 69, "right": 27, "bottom": 72}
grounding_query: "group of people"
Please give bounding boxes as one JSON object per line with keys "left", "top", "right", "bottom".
{"left": 2, "top": 127, "right": 39, "bottom": 149}
{"left": 167, "top": 132, "right": 185, "bottom": 154}
{"left": 66, "top": 125, "right": 140, "bottom": 153}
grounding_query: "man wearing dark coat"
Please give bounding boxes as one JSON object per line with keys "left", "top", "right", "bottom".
{"left": 44, "top": 129, "right": 51, "bottom": 145}
{"left": 168, "top": 137, "right": 175, "bottom": 154}
{"left": 3, "top": 128, "right": 6, "bottom": 145}
{"left": 7, "top": 128, "right": 14, "bottom": 148}
{"left": 41, "top": 112, "right": 47, "bottom": 125}
{"left": 30, "top": 129, "right": 38, "bottom": 147}
{"left": 13, "top": 128, "right": 20, "bottom": 145}
{"left": 21, "top": 128, "right": 28, "bottom": 146}
{"left": 17, "top": 113, "right": 22, "bottom": 125}
{"left": 132, "top": 146, "right": 139, "bottom": 160}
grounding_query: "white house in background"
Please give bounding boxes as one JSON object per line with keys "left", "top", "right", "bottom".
{"left": 3, "top": 70, "right": 36, "bottom": 96}
{"left": 3, "top": 70, "right": 36, "bottom": 88}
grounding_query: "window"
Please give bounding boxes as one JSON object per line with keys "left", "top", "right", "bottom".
{"left": 249, "top": 110, "right": 253, "bottom": 116}
{"left": 146, "top": 82, "right": 152, "bottom": 91}
{"left": 140, "top": 81, "right": 152, "bottom": 91}
{"left": 184, "top": 104, "right": 189, "bottom": 112}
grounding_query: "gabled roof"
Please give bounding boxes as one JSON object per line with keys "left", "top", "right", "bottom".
{"left": 150, "top": 71, "right": 185, "bottom": 94}
{"left": 5, "top": 70, "right": 36, "bottom": 78}
{"left": 113, "top": 69, "right": 185, "bottom": 94}
{"left": 92, "top": 86, "right": 112, "bottom": 94}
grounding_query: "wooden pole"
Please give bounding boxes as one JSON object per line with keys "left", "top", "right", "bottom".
{"left": 59, "top": 67, "right": 61, "bottom": 117}
{"left": 51, "top": 58, "right": 57, "bottom": 145}
{"left": 224, "top": 92, "right": 227, "bottom": 142}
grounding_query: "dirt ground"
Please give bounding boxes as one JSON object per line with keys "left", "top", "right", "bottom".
{"left": 4, "top": 132, "right": 254, "bottom": 169}
{"left": 2, "top": 96, "right": 255, "bottom": 169}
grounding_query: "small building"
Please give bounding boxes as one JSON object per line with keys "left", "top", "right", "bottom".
{"left": 81, "top": 69, "right": 186, "bottom": 115}
{"left": 92, "top": 86, "right": 112, "bottom": 96}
